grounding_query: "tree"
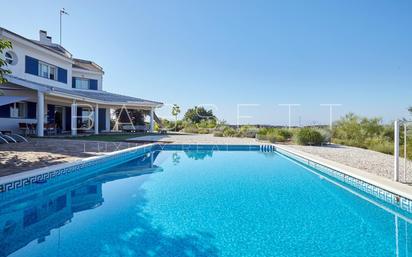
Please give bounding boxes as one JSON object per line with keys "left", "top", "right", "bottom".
{"left": 171, "top": 104, "right": 181, "bottom": 131}
{"left": 114, "top": 107, "right": 146, "bottom": 126}
{"left": 183, "top": 106, "right": 216, "bottom": 124}
{"left": 0, "top": 39, "right": 12, "bottom": 84}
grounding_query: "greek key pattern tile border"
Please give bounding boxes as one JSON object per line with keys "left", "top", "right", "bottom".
{"left": 0, "top": 145, "right": 153, "bottom": 194}
{"left": 276, "top": 147, "right": 412, "bottom": 213}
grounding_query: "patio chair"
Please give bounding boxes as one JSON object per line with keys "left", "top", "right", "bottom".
{"left": 29, "top": 123, "right": 37, "bottom": 135}
{"left": 19, "top": 123, "right": 30, "bottom": 136}
{"left": 44, "top": 123, "right": 57, "bottom": 136}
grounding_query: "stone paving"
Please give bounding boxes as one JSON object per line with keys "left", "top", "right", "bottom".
{"left": 128, "top": 133, "right": 257, "bottom": 145}
{"left": 0, "top": 138, "right": 143, "bottom": 176}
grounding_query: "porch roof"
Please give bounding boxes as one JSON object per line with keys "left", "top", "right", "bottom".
{"left": 0, "top": 96, "right": 30, "bottom": 106}
{"left": 5, "top": 75, "right": 163, "bottom": 108}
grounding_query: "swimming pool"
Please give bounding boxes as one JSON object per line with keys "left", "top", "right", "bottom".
{"left": 1, "top": 145, "right": 411, "bottom": 257}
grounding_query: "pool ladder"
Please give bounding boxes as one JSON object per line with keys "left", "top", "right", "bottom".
{"left": 260, "top": 145, "right": 275, "bottom": 152}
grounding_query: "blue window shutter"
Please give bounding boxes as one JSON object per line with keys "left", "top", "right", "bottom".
{"left": 98, "top": 108, "right": 106, "bottom": 132}
{"left": 25, "top": 56, "right": 38, "bottom": 75}
{"left": 47, "top": 104, "right": 55, "bottom": 123}
{"left": 0, "top": 104, "right": 11, "bottom": 118}
{"left": 77, "top": 107, "right": 82, "bottom": 128}
{"left": 72, "top": 77, "right": 76, "bottom": 88}
{"left": 89, "top": 79, "right": 98, "bottom": 90}
{"left": 57, "top": 68, "right": 67, "bottom": 84}
{"left": 65, "top": 107, "right": 71, "bottom": 131}
{"left": 27, "top": 102, "right": 37, "bottom": 119}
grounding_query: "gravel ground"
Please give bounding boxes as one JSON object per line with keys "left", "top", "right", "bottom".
{"left": 284, "top": 144, "right": 412, "bottom": 182}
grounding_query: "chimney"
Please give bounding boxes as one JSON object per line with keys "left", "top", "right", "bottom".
{"left": 39, "top": 30, "right": 52, "bottom": 44}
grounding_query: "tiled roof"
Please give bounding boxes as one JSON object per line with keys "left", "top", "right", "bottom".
{"left": 5, "top": 75, "right": 162, "bottom": 107}
{"left": 53, "top": 86, "right": 162, "bottom": 106}
{"left": 73, "top": 58, "right": 104, "bottom": 73}
{"left": 30, "top": 40, "right": 73, "bottom": 59}
{"left": 0, "top": 27, "right": 73, "bottom": 59}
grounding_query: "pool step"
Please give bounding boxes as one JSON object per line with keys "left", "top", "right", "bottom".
{"left": 260, "top": 145, "right": 275, "bottom": 152}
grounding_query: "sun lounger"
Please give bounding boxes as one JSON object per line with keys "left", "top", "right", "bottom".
{"left": 122, "top": 125, "right": 148, "bottom": 132}
{"left": 0, "top": 132, "right": 28, "bottom": 143}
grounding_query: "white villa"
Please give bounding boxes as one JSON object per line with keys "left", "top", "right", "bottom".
{"left": 0, "top": 27, "right": 163, "bottom": 137}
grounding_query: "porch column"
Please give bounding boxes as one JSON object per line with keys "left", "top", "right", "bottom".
{"left": 94, "top": 104, "right": 99, "bottom": 134}
{"left": 71, "top": 100, "right": 77, "bottom": 136}
{"left": 149, "top": 108, "right": 154, "bottom": 132}
{"left": 105, "top": 108, "right": 111, "bottom": 131}
{"left": 36, "top": 91, "right": 44, "bottom": 137}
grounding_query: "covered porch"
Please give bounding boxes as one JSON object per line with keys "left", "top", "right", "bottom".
{"left": 2, "top": 76, "right": 163, "bottom": 137}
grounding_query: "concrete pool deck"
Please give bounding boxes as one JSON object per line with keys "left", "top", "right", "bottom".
{"left": 0, "top": 138, "right": 144, "bottom": 176}
{"left": 127, "top": 133, "right": 257, "bottom": 145}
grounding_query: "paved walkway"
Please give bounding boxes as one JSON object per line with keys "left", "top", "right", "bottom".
{"left": 128, "top": 133, "right": 258, "bottom": 145}
{"left": 0, "top": 138, "right": 143, "bottom": 176}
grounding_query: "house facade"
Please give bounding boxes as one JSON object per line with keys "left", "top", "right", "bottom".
{"left": 0, "top": 27, "right": 162, "bottom": 136}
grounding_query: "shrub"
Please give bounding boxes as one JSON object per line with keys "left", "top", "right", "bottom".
{"left": 317, "top": 128, "right": 331, "bottom": 143}
{"left": 256, "top": 128, "right": 293, "bottom": 142}
{"left": 198, "top": 119, "right": 217, "bottom": 129}
{"left": 256, "top": 133, "right": 267, "bottom": 140}
{"left": 366, "top": 138, "right": 393, "bottom": 154}
{"left": 294, "top": 128, "right": 324, "bottom": 145}
{"left": 277, "top": 129, "right": 293, "bottom": 140}
{"left": 239, "top": 125, "right": 259, "bottom": 138}
{"left": 183, "top": 124, "right": 199, "bottom": 133}
{"left": 223, "top": 127, "right": 236, "bottom": 137}
{"left": 198, "top": 128, "right": 210, "bottom": 134}
{"left": 257, "top": 128, "right": 270, "bottom": 140}
{"left": 162, "top": 119, "right": 184, "bottom": 131}
{"left": 267, "top": 131, "right": 286, "bottom": 143}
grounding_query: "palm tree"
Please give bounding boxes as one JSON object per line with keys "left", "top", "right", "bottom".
{"left": 172, "top": 104, "right": 181, "bottom": 131}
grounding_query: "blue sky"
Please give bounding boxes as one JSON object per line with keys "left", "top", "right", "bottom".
{"left": 1, "top": 0, "right": 411, "bottom": 125}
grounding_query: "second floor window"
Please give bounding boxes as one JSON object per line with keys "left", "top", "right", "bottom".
{"left": 74, "top": 78, "right": 90, "bottom": 89}
{"left": 39, "top": 62, "right": 57, "bottom": 80}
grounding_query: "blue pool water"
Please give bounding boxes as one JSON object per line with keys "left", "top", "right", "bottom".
{"left": 1, "top": 148, "right": 412, "bottom": 257}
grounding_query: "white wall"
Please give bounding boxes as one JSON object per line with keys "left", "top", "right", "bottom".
{"left": 0, "top": 32, "right": 73, "bottom": 89}
{"left": 72, "top": 69, "right": 103, "bottom": 90}
{"left": 0, "top": 118, "right": 37, "bottom": 133}
{"left": 1, "top": 29, "right": 106, "bottom": 92}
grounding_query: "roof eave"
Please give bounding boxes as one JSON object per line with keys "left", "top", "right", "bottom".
{"left": 0, "top": 28, "right": 74, "bottom": 62}
{"left": 48, "top": 91, "right": 163, "bottom": 108}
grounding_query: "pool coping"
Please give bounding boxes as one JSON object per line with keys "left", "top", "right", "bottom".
{"left": 274, "top": 144, "right": 412, "bottom": 205}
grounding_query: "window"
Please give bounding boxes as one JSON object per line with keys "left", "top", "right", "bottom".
{"left": 38, "top": 61, "right": 57, "bottom": 80}
{"left": 80, "top": 109, "right": 93, "bottom": 128}
{"left": 5, "top": 51, "right": 17, "bottom": 65}
{"left": 5, "top": 52, "right": 13, "bottom": 65}
{"left": 10, "top": 102, "right": 27, "bottom": 118}
{"left": 74, "top": 78, "right": 90, "bottom": 89}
